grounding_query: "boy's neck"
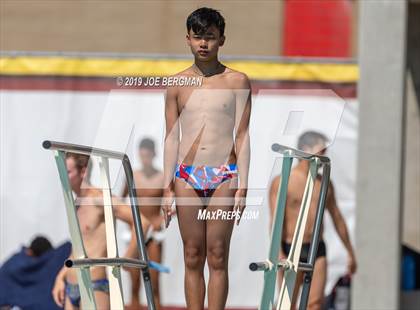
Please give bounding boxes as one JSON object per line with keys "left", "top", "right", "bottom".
{"left": 142, "top": 165, "right": 157, "bottom": 177}
{"left": 76, "top": 181, "right": 93, "bottom": 197}
{"left": 297, "top": 159, "right": 310, "bottom": 171}
{"left": 297, "top": 159, "right": 322, "bottom": 177}
{"left": 193, "top": 58, "right": 222, "bottom": 77}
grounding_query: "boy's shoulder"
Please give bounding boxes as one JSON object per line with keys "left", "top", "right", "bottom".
{"left": 223, "top": 67, "right": 250, "bottom": 88}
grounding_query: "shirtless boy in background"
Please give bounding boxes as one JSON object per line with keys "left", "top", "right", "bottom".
{"left": 162, "top": 8, "right": 251, "bottom": 310}
{"left": 269, "top": 131, "right": 357, "bottom": 310}
{"left": 52, "top": 153, "right": 149, "bottom": 309}
{"left": 122, "top": 138, "right": 164, "bottom": 310}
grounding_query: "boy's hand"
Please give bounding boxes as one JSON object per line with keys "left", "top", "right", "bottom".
{"left": 52, "top": 277, "right": 66, "bottom": 307}
{"left": 347, "top": 253, "right": 357, "bottom": 275}
{"left": 162, "top": 188, "right": 175, "bottom": 228}
{"left": 234, "top": 188, "right": 247, "bottom": 225}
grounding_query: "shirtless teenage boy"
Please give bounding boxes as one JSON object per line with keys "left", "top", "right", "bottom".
{"left": 269, "top": 131, "right": 357, "bottom": 310}
{"left": 122, "top": 138, "right": 164, "bottom": 310}
{"left": 52, "top": 153, "right": 149, "bottom": 309}
{"left": 162, "top": 8, "right": 251, "bottom": 310}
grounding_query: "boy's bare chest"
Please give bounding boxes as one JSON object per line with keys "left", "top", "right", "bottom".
{"left": 177, "top": 86, "right": 236, "bottom": 114}
{"left": 77, "top": 205, "right": 104, "bottom": 234}
{"left": 133, "top": 171, "right": 164, "bottom": 193}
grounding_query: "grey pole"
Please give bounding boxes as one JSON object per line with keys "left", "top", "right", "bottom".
{"left": 353, "top": 1, "right": 407, "bottom": 309}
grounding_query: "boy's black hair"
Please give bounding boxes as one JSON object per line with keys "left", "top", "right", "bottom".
{"left": 139, "top": 137, "right": 155, "bottom": 154}
{"left": 297, "top": 131, "right": 329, "bottom": 151}
{"left": 66, "top": 152, "right": 92, "bottom": 181}
{"left": 186, "top": 7, "right": 225, "bottom": 37}
{"left": 29, "top": 235, "right": 53, "bottom": 257}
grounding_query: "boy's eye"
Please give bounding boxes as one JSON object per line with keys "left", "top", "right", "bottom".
{"left": 193, "top": 35, "right": 215, "bottom": 40}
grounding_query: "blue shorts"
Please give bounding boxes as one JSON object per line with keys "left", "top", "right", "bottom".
{"left": 65, "top": 278, "right": 109, "bottom": 307}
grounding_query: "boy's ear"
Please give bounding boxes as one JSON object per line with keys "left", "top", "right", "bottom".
{"left": 186, "top": 34, "right": 191, "bottom": 46}
{"left": 81, "top": 167, "right": 87, "bottom": 179}
{"left": 219, "top": 35, "right": 225, "bottom": 47}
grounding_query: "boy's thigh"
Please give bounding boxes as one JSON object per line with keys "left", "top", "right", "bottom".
{"left": 64, "top": 296, "right": 78, "bottom": 310}
{"left": 206, "top": 178, "right": 236, "bottom": 246}
{"left": 175, "top": 179, "right": 206, "bottom": 247}
{"left": 93, "top": 290, "right": 109, "bottom": 310}
{"left": 308, "top": 256, "right": 327, "bottom": 305}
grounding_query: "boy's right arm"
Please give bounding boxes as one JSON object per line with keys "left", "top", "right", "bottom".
{"left": 52, "top": 260, "right": 69, "bottom": 307}
{"left": 326, "top": 183, "right": 357, "bottom": 274}
{"left": 162, "top": 84, "right": 180, "bottom": 227}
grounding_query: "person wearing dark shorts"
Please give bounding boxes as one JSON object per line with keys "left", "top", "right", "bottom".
{"left": 281, "top": 240, "right": 327, "bottom": 262}
{"left": 269, "top": 131, "right": 357, "bottom": 310}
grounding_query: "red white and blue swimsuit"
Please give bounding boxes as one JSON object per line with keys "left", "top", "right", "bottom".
{"left": 175, "top": 163, "right": 238, "bottom": 197}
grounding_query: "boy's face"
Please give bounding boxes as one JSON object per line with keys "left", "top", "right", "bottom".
{"left": 138, "top": 148, "right": 154, "bottom": 168}
{"left": 187, "top": 25, "right": 225, "bottom": 61}
{"left": 66, "top": 157, "right": 85, "bottom": 192}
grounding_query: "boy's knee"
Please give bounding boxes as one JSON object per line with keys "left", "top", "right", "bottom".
{"left": 207, "top": 241, "right": 228, "bottom": 270}
{"left": 184, "top": 243, "right": 205, "bottom": 270}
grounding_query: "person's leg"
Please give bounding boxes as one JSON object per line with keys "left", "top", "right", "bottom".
{"left": 175, "top": 177, "right": 207, "bottom": 310}
{"left": 126, "top": 268, "right": 141, "bottom": 310}
{"left": 64, "top": 282, "right": 80, "bottom": 310}
{"left": 276, "top": 247, "right": 290, "bottom": 304}
{"left": 64, "top": 296, "right": 78, "bottom": 310}
{"left": 307, "top": 256, "right": 327, "bottom": 310}
{"left": 90, "top": 279, "right": 110, "bottom": 310}
{"left": 206, "top": 178, "right": 236, "bottom": 310}
{"left": 148, "top": 239, "right": 162, "bottom": 310}
{"left": 124, "top": 225, "right": 142, "bottom": 309}
{"left": 291, "top": 271, "right": 304, "bottom": 310}
{"left": 93, "top": 290, "right": 109, "bottom": 310}
{"left": 276, "top": 244, "right": 288, "bottom": 306}
{"left": 290, "top": 243, "right": 310, "bottom": 310}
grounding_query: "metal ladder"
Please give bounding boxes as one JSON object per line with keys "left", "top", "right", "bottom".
{"left": 43, "top": 140, "right": 158, "bottom": 310}
{"left": 249, "top": 144, "right": 331, "bottom": 310}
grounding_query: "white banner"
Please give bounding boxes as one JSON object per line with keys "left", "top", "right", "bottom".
{"left": 0, "top": 89, "right": 358, "bottom": 307}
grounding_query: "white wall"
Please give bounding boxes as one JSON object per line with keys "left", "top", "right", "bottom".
{"left": 0, "top": 89, "right": 358, "bottom": 307}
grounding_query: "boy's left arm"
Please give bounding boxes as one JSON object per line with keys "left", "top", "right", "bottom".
{"left": 112, "top": 196, "right": 150, "bottom": 231}
{"left": 326, "top": 183, "right": 357, "bottom": 274}
{"left": 234, "top": 73, "right": 252, "bottom": 225}
{"left": 112, "top": 196, "right": 133, "bottom": 224}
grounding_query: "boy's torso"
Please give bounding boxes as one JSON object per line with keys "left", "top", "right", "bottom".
{"left": 283, "top": 169, "right": 324, "bottom": 243}
{"left": 174, "top": 67, "right": 248, "bottom": 167}
{"left": 67, "top": 188, "right": 107, "bottom": 283}
{"left": 133, "top": 169, "right": 164, "bottom": 224}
